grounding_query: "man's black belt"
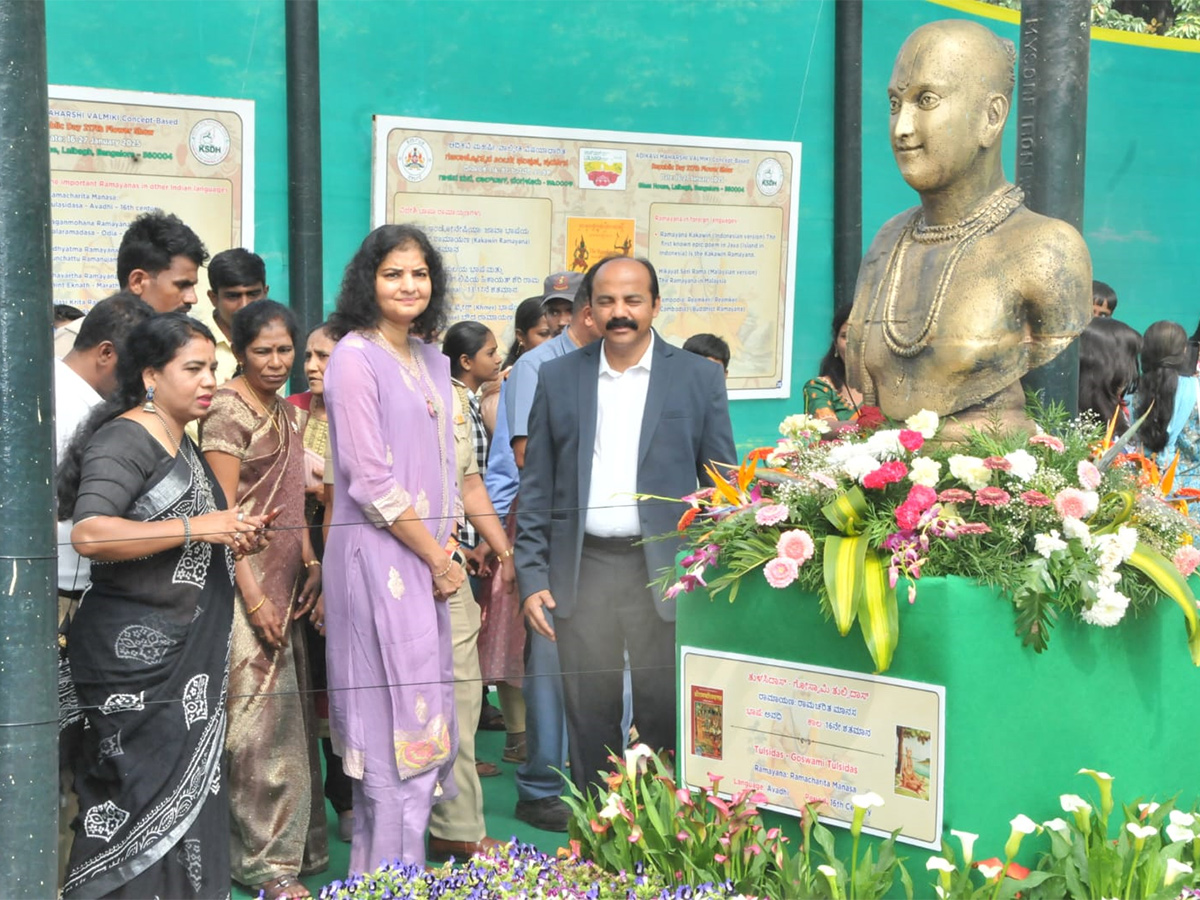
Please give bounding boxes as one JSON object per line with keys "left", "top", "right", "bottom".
{"left": 583, "top": 533, "right": 640, "bottom": 550}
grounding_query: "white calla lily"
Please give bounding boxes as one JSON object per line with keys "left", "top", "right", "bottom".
{"left": 1042, "top": 817, "right": 1069, "bottom": 834}
{"left": 1165, "top": 823, "right": 1195, "bottom": 843}
{"left": 1169, "top": 810, "right": 1196, "bottom": 827}
{"left": 951, "top": 829, "right": 978, "bottom": 865}
{"left": 851, "top": 791, "right": 884, "bottom": 810}
{"left": 597, "top": 792, "right": 622, "bottom": 820}
{"left": 977, "top": 863, "right": 1003, "bottom": 880}
{"left": 1060, "top": 794, "right": 1091, "bottom": 813}
{"left": 1165, "top": 858, "right": 1194, "bottom": 886}
{"left": 1126, "top": 822, "right": 1157, "bottom": 841}
{"left": 1011, "top": 814, "right": 1038, "bottom": 834}
{"left": 1138, "top": 802, "right": 1160, "bottom": 817}
{"left": 926, "top": 857, "right": 955, "bottom": 873}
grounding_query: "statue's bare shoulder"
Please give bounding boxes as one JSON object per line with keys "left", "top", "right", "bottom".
{"left": 1002, "top": 208, "right": 1092, "bottom": 306}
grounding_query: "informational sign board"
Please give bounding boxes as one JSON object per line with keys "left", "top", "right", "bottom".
{"left": 680, "top": 646, "right": 945, "bottom": 848}
{"left": 48, "top": 86, "right": 254, "bottom": 308}
{"left": 373, "top": 116, "right": 801, "bottom": 398}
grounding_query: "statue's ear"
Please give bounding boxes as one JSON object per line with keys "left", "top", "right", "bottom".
{"left": 981, "top": 93, "right": 1008, "bottom": 148}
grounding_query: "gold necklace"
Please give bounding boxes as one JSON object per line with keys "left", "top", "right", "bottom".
{"left": 875, "top": 183, "right": 1024, "bottom": 359}
{"left": 367, "top": 330, "right": 444, "bottom": 420}
{"left": 244, "top": 382, "right": 284, "bottom": 442}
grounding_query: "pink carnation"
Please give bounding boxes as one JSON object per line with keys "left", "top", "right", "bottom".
{"left": 895, "top": 503, "right": 921, "bottom": 531}
{"left": 1020, "top": 490, "right": 1051, "bottom": 507}
{"left": 905, "top": 484, "right": 938, "bottom": 512}
{"left": 763, "top": 556, "right": 799, "bottom": 589}
{"left": 755, "top": 503, "right": 789, "bottom": 526}
{"left": 862, "top": 460, "right": 908, "bottom": 490}
{"left": 899, "top": 429, "right": 925, "bottom": 452}
{"left": 1029, "top": 434, "right": 1066, "bottom": 453}
{"left": 776, "top": 529, "right": 815, "bottom": 565}
{"left": 982, "top": 456, "right": 1012, "bottom": 471}
{"left": 1174, "top": 545, "right": 1200, "bottom": 578}
{"left": 975, "top": 486, "right": 1012, "bottom": 507}
{"left": 1077, "top": 460, "right": 1102, "bottom": 490}
{"left": 1054, "top": 487, "right": 1097, "bottom": 521}
{"left": 938, "top": 488, "right": 973, "bottom": 504}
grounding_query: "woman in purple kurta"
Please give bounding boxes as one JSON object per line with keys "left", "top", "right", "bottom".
{"left": 322, "top": 225, "right": 464, "bottom": 874}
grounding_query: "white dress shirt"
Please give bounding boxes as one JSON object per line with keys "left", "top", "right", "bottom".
{"left": 584, "top": 333, "right": 654, "bottom": 538}
{"left": 55, "top": 359, "right": 103, "bottom": 592}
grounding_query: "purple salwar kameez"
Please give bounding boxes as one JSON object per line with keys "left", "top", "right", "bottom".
{"left": 323, "top": 331, "right": 459, "bottom": 874}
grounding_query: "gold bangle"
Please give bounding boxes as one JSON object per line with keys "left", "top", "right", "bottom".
{"left": 497, "top": 547, "right": 514, "bottom": 560}
{"left": 433, "top": 558, "right": 455, "bottom": 579}
{"left": 304, "top": 559, "right": 322, "bottom": 569}
{"left": 246, "top": 596, "right": 267, "bottom": 615}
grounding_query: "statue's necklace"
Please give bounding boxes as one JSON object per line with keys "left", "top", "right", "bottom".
{"left": 878, "top": 183, "right": 1024, "bottom": 359}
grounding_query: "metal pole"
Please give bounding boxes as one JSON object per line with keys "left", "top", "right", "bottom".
{"left": 833, "top": 0, "right": 863, "bottom": 315}
{"left": 286, "top": 0, "right": 325, "bottom": 389}
{"left": 0, "top": 0, "right": 61, "bottom": 892}
{"left": 1016, "top": 0, "right": 1091, "bottom": 413}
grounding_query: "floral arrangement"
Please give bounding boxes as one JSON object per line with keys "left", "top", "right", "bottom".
{"left": 560, "top": 744, "right": 910, "bottom": 900}
{"left": 658, "top": 402, "right": 1200, "bottom": 672}
{"left": 928, "top": 768, "right": 1200, "bottom": 900}
{"left": 314, "top": 841, "right": 742, "bottom": 899}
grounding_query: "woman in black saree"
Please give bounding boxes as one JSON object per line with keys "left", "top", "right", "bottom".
{"left": 58, "top": 313, "right": 270, "bottom": 899}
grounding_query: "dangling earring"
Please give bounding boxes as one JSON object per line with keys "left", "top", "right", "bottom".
{"left": 142, "top": 385, "right": 156, "bottom": 412}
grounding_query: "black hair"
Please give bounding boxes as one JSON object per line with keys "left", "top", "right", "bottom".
{"left": 54, "top": 304, "right": 85, "bottom": 324}
{"left": 1136, "top": 320, "right": 1189, "bottom": 454}
{"left": 502, "top": 296, "right": 548, "bottom": 368}
{"left": 327, "top": 224, "right": 450, "bottom": 342}
{"left": 1092, "top": 280, "right": 1118, "bottom": 314}
{"left": 583, "top": 256, "right": 660, "bottom": 303}
{"left": 208, "top": 248, "right": 267, "bottom": 292}
{"left": 72, "top": 291, "right": 154, "bottom": 353}
{"left": 817, "top": 307, "right": 852, "bottom": 392}
{"left": 116, "top": 210, "right": 208, "bottom": 288}
{"left": 231, "top": 299, "right": 298, "bottom": 357}
{"left": 1078, "top": 316, "right": 1141, "bottom": 433}
{"left": 682, "top": 333, "right": 731, "bottom": 372}
{"left": 58, "top": 313, "right": 215, "bottom": 517}
{"left": 442, "top": 320, "right": 493, "bottom": 378}
{"left": 307, "top": 320, "right": 337, "bottom": 342}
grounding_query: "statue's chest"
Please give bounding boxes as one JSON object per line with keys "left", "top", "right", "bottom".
{"left": 871, "top": 239, "right": 1021, "bottom": 358}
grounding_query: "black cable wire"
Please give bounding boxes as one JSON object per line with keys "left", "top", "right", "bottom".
{"left": 0, "top": 661, "right": 676, "bottom": 729}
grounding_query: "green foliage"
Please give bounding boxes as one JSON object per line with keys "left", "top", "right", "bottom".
{"left": 979, "top": 0, "right": 1200, "bottom": 39}
{"left": 559, "top": 747, "right": 910, "bottom": 900}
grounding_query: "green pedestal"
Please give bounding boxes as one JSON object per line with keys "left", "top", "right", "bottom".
{"left": 676, "top": 575, "right": 1197, "bottom": 875}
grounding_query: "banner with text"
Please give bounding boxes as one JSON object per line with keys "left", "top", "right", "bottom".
{"left": 49, "top": 86, "right": 254, "bottom": 309}
{"left": 373, "top": 117, "right": 801, "bottom": 398}
{"left": 680, "top": 647, "right": 945, "bottom": 848}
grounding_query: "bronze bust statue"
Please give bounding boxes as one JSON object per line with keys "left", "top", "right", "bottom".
{"left": 845, "top": 19, "right": 1092, "bottom": 436}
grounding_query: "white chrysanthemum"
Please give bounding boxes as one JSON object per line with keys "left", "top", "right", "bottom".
{"left": 864, "top": 429, "right": 903, "bottom": 460}
{"left": 1095, "top": 568, "right": 1121, "bottom": 590}
{"left": 905, "top": 409, "right": 939, "bottom": 439}
{"left": 1035, "top": 530, "right": 1068, "bottom": 558}
{"left": 1114, "top": 525, "right": 1138, "bottom": 562}
{"left": 843, "top": 454, "right": 880, "bottom": 484}
{"left": 948, "top": 454, "right": 991, "bottom": 491}
{"left": 1093, "top": 533, "right": 1125, "bottom": 570}
{"left": 1004, "top": 448, "right": 1038, "bottom": 482}
{"left": 1081, "top": 586, "right": 1130, "bottom": 627}
{"left": 909, "top": 456, "right": 942, "bottom": 488}
{"left": 1065, "top": 518, "right": 1094, "bottom": 540}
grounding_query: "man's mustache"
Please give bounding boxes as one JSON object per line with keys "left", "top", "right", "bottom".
{"left": 606, "top": 317, "right": 638, "bottom": 331}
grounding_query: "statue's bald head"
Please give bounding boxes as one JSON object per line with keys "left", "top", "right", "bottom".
{"left": 896, "top": 20, "right": 1016, "bottom": 104}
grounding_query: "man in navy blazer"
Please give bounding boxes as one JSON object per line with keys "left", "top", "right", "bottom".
{"left": 515, "top": 255, "right": 736, "bottom": 796}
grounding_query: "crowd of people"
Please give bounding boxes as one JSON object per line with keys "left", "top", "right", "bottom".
{"left": 52, "top": 210, "right": 737, "bottom": 898}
